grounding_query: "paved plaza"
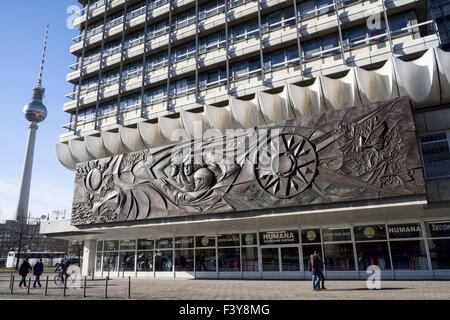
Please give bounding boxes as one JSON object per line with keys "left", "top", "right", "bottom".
{"left": 0, "top": 273, "right": 449, "bottom": 300}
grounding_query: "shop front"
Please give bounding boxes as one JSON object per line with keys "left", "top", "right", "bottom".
{"left": 91, "top": 219, "right": 450, "bottom": 280}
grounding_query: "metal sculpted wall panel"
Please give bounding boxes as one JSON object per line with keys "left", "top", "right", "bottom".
{"left": 71, "top": 97, "right": 426, "bottom": 226}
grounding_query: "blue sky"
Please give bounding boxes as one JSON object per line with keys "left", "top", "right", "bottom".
{"left": 0, "top": 1, "right": 81, "bottom": 220}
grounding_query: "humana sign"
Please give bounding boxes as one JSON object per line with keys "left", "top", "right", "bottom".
{"left": 263, "top": 232, "right": 295, "bottom": 241}
{"left": 260, "top": 231, "right": 298, "bottom": 245}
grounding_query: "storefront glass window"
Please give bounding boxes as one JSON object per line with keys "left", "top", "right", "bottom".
{"left": 119, "top": 240, "right": 136, "bottom": 251}
{"left": 104, "top": 240, "right": 119, "bottom": 251}
{"left": 175, "top": 237, "right": 194, "bottom": 249}
{"left": 242, "top": 233, "right": 257, "bottom": 246}
{"left": 196, "top": 235, "right": 216, "bottom": 248}
{"left": 301, "top": 229, "right": 321, "bottom": 244}
{"left": 175, "top": 249, "right": 194, "bottom": 271}
{"left": 242, "top": 247, "right": 258, "bottom": 271}
{"left": 426, "top": 221, "right": 450, "bottom": 238}
{"left": 136, "top": 251, "right": 154, "bottom": 272}
{"left": 218, "top": 248, "right": 241, "bottom": 271}
{"left": 195, "top": 249, "right": 217, "bottom": 271}
{"left": 390, "top": 240, "right": 429, "bottom": 270}
{"left": 428, "top": 239, "right": 450, "bottom": 270}
{"left": 322, "top": 227, "right": 352, "bottom": 242}
{"left": 97, "top": 241, "right": 103, "bottom": 252}
{"left": 261, "top": 248, "right": 279, "bottom": 272}
{"left": 119, "top": 251, "right": 135, "bottom": 272}
{"left": 356, "top": 242, "right": 391, "bottom": 270}
{"left": 138, "top": 239, "right": 154, "bottom": 250}
{"left": 102, "top": 252, "right": 119, "bottom": 272}
{"left": 354, "top": 225, "right": 387, "bottom": 241}
{"left": 155, "top": 249, "right": 173, "bottom": 271}
{"left": 281, "top": 247, "right": 300, "bottom": 271}
{"left": 426, "top": 221, "right": 450, "bottom": 270}
{"left": 302, "top": 244, "right": 322, "bottom": 271}
{"left": 323, "top": 243, "right": 355, "bottom": 271}
{"left": 96, "top": 253, "right": 102, "bottom": 272}
{"left": 218, "top": 234, "right": 240, "bottom": 247}
{"left": 156, "top": 238, "right": 173, "bottom": 249}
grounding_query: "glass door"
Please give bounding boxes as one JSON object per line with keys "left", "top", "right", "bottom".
{"left": 261, "top": 248, "right": 279, "bottom": 272}
{"left": 281, "top": 247, "right": 300, "bottom": 271}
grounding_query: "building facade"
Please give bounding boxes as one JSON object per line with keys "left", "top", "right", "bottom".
{"left": 45, "top": 0, "right": 450, "bottom": 280}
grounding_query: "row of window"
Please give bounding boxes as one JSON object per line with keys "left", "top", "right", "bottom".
{"left": 74, "top": 14, "right": 410, "bottom": 117}
{"left": 94, "top": 221, "right": 450, "bottom": 273}
{"left": 74, "top": 0, "right": 389, "bottom": 69}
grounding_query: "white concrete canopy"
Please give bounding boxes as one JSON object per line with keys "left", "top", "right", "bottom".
{"left": 230, "top": 96, "right": 265, "bottom": 129}
{"left": 85, "top": 135, "right": 111, "bottom": 159}
{"left": 68, "top": 139, "right": 93, "bottom": 163}
{"left": 180, "top": 107, "right": 211, "bottom": 139}
{"left": 102, "top": 131, "right": 129, "bottom": 155}
{"left": 55, "top": 144, "right": 78, "bottom": 171}
{"left": 287, "top": 78, "right": 327, "bottom": 117}
{"left": 119, "top": 126, "right": 147, "bottom": 152}
{"left": 355, "top": 58, "right": 399, "bottom": 104}
{"left": 257, "top": 86, "right": 295, "bottom": 124}
{"left": 393, "top": 48, "right": 440, "bottom": 109}
{"left": 434, "top": 47, "right": 450, "bottom": 105}
{"left": 138, "top": 121, "right": 164, "bottom": 148}
{"left": 321, "top": 68, "right": 362, "bottom": 110}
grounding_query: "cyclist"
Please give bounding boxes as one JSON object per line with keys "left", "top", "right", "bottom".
{"left": 55, "top": 257, "right": 71, "bottom": 283}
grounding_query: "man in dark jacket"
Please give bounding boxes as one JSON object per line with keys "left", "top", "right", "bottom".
{"left": 33, "top": 259, "right": 44, "bottom": 288}
{"left": 18, "top": 258, "right": 32, "bottom": 288}
{"left": 310, "top": 252, "right": 320, "bottom": 291}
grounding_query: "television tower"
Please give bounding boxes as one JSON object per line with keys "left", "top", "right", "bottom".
{"left": 15, "top": 25, "right": 49, "bottom": 223}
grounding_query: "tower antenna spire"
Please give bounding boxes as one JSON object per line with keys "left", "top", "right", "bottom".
{"left": 37, "top": 25, "right": 49, "bottom": 87}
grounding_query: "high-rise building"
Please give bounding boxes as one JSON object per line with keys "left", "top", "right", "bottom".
{"left": 45, "top": 0, "right": 450, "bottom": 280}
{"left": 429, "top": 0, "right": 450, "bottom": 49}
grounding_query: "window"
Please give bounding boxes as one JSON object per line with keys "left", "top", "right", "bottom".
{"left": 196, "top": 235, "right": 216, "bottom": 248}
{"left": 390, "top": 240, "right": 429, "bottom": 270}
{"left": 323, "top": 243, "right": 355, "bottom": 271}
{"left": 389, "top": 14, "right": 409, "bottom": 37}
{"left": 344, "top": 26, "right": 367, "bottom": 48}
{"left": 218, "top": 248, "right": 241, "bottom": 271}
{"left": 242, "top": 247, "right": 258, "bottom": 271}
{"left": 419, "top": 132, "right": 450, "bottom": 179}
{"left": 218, "top": 234, "right": 240, "bottom": 247}
{"left": 426, "top": 221, "right": 450, "bottom": 270}
{"left": 196, "top": 249, "right": 216, "bottom": 271}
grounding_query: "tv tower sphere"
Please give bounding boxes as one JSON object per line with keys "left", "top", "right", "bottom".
{"left": 23, "top": 86, "right": 47, "bottom": 123}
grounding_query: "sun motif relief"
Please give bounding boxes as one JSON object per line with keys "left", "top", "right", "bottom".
{"left": 255, "top": 133, "right": 318, "bottom": 199}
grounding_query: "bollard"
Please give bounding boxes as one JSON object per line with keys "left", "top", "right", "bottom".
{"left": 108, "top": 269, "right": 110, "bottom": 280}
{"left": 27, "top": 278, "right": 31, "bottom": 295}
{"left": 63, "top": 275, "right": 68, "bottom": 297}
{"left": 44, "top": 276, "right": 49, "bottom": 296}
{"left": 104, "top": 277, "right": 109, "bottom": 299}
{"left": 9, "top": 273, "right": 13, "bottom": 291}
{"left": 123, "top": 268, "right": 125, "bottom": 278}
{"left": 92, "top": 268, "right": 95, "bottom": 280}
{"left": 128, "top": 276, "right": 131, "bottom": 299}
{"left": 83, "top": 276, "right": 87, "bottom": 298}
{"left": 10, "top": 275, "right": 15, "bottom": 295}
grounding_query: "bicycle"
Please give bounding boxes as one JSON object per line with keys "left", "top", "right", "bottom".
{"left": 54, "top": 271, "right": 74, "bottom": 287}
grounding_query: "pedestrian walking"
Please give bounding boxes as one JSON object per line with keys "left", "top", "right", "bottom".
{"left": 317, "top": 253, "right": 326, "bottom": 290}
{"left": 18, "top": 257, "right": 32, "bottom": 289}
{"left": 33, "top": 258, "right": 44, "bottom": 288}
{"left": 309, "top": 251, "right": 320, "bottom": 291}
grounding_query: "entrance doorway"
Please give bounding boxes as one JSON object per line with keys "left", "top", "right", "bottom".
{"left": 261, "top": 246, "right": 301, "bottom": 275}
